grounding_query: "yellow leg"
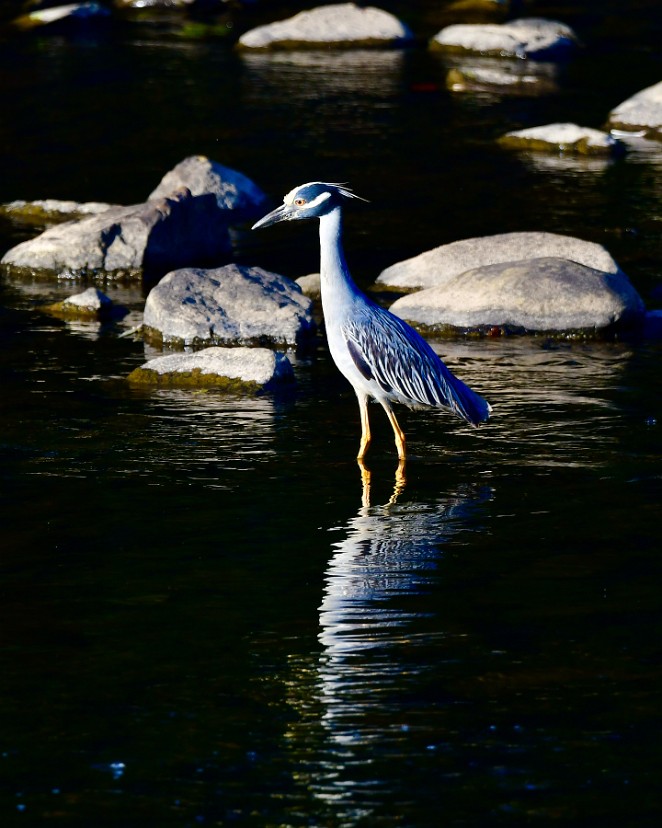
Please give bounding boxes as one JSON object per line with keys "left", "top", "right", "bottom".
{"left": 356, "top": 393, "right": 371, "bottom": 460}
{"left": 382, "top": 402, "right": 407, "bottom": 461}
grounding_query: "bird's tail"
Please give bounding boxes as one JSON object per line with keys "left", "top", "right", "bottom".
{"left": 446, "top": 373, "right": 492, "bottom": 425}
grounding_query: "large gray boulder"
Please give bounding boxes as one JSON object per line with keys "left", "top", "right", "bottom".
{"left": 430, "top": 18, "right": 578, "bottom": 60}
{"left": 376, "top": 231, "right": 622, "bottom": 291}
{"left": 389, "top": 257, "right": 645, "bottom": 335}
{"left": 607, "top": 80, "right": 662, "bottom": 140}
{"left": 148, "top": 155, "right": 269, "bottom": 220}
{"left": 127, "top": 346, "right": 293, "bottom": 391}
{"left": 237, "top": 3, "right": 413, "bottom": 50}
{"left": 0, "top": 189, "right": 231, "bottom": 277}
{"left": 143, "top": 264, "right": 315, "bottom": 347}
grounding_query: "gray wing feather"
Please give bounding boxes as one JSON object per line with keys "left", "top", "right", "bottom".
{"left": 343, "top": 305, "right": 490, "bottom": 424}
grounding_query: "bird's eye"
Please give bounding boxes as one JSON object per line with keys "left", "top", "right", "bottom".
{"left": 294, "top": 198, "right": 306, "bottom": 207}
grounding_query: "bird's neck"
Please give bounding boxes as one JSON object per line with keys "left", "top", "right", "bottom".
{"left": 318, "top": 208, "right": 359, "bottom": 301}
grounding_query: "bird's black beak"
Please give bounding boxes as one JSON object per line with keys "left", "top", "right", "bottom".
{"left": 252, "top": 203, "right": 295, "bottom": 230}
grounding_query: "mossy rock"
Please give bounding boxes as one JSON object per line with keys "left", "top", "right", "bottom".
{"left": 127, "top": 366, "right": 264, "bottom": 393}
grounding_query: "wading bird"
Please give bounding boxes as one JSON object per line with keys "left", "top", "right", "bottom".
{"left": 253, "top": 182, "right": 491, "bottom": 465}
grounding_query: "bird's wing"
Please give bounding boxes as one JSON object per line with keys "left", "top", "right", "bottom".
{"left": 343, "top": 306, "right": 490, "bottom": 424}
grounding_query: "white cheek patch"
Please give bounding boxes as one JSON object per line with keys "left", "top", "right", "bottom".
{"left": 306, "top": 191, "right": 332, "bottom": 210}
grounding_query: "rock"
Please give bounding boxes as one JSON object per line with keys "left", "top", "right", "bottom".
{"left": 0, "top": 189, "right": 231, "bottom": 278}
{"left": 12, "top": 3, "right": 111, "bottom": 31}
{"left": 376, "top": 231, "right": 622, "bottom": 292}
{"left": 127, "top": 346, "right": 293, "bottom": 391}
{"left": 148, "top": 155, "right": 269, "bottom": 220}
{"left": 43, "top": 287, "right": 127, "bottom": 320}
{"left": 499, "top": 123, "right": 624, "bottom": 156}
{"left": 389, "top": 257, "right": 645, "bottom": 335}
{"left": 142, "top": 264, "right": 315, "bottom": 347}
{"left": 237, "top": 3, "right": 413, "bottom": 50}
{"left": 607, "top": 80, "right": 662, "bottom": 140}
{"left": 295, "top": 273, "right": 321, "bottom": 299}
{"left": 430, "top": 18, "right": 578, "bottom": 60}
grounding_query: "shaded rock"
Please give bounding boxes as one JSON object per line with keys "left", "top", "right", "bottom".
{"left": 127, "top": 346, "right": 293, "bottom": 391}
{"left": 237, "top": 3, "right": 413, "bottom": 50}
{"left": 607, "top": 80, "right": 662, "bottom": 140}
{"left": 295, "top": 273, "right": 321, "bottom": 299}
{"left": 389, "top": 257, "right": 645, "bottom": 335}
{"left": 148, "top": 155, "right": 269, "bottom": 220}
{"left": 143, "top": 264, "right": 315, "bottom": 347}
{"left": 430, "top": 18, "right": 578, "bottom": 60}
{"left": 43, "top": 286, "right": 127, "bottom": 321}
{"left": 0, "top": 189, "right": 231, "bottom": 278}
{"left": 499, "top": 123, "right": 624, "bottom": 156}
{"left": 12, "top": 2, "right": 111, "bottom": 31}
{"left": 376, "top": 231, "right": 621, "bottom": 292}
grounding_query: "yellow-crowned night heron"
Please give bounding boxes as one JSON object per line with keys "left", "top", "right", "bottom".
{"left": 253, "top": 182, "right": 491, "bottom": 462}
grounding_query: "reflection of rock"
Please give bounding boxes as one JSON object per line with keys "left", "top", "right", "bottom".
{"left": 607, "top": 80, "right": 662, "bottom": 140}
{"left": 240, "top": 48, "right": 404, "bottom": 103}
{"left": 389, "top": 257, "right": 645, "bottom": 336}
{"left": 444, "top": 57, "right": 560, "bottom": 95}
{"left": 237, "top": 3, "right": 413, "bottom": 50}
{"left": 430, "top": 18, "right": 578, "bottom": 60}
{"left": 143, "top": 264, "right": 315, "bottom": 348}
{"left": 499, "top": 123, "right": 624, "bottom": 156}
{"left": 127, "top": 346, "right": 293, "bottom": 391}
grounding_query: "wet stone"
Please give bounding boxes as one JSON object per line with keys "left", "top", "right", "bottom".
{"left": 499, "top": 123, "right": 624, "bottom": 156}
{"left": 142, "top": 264, "right": 315, "bottom": 348}
{"left": 127, "top": 346, "right": 293, "bottom": 391}
{"left": 376, "top": 231, "right": 622, "bottom": 292}
{"left": 389, "top": 256, "right": 645, "bottom": 336}
{"left": 430, "top": 17, "right": 578, "bottom": 60}
{"left": 237, "top": 3, "right": 413, "bottom": 50}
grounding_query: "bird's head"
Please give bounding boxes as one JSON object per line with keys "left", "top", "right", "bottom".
{"left": 252, "top": 182, "right": 366, "bottom": 229}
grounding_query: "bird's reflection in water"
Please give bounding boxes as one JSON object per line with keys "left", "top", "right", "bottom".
{"left": 301, "top": 482, "right": 490, "bottom": 819}
{"left": 318, "top": 481, "right": 489, "bottom": 711}
{"left": 357, "top": 457, "right": 406, "bottom": 508}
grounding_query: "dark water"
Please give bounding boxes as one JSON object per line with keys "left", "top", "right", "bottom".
{"left": 2, "top": 3, "right": 662, "bottom": 825}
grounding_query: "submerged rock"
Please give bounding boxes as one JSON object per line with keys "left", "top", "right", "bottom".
{"left": 0, "top": 189, "right": 231, "bottom": 278}
{"left": 389, "top": 256, "right": 645, "bottom": 336}
{"left": 376, "top": 231, "right": 621, "bottom": 292}
{"left": 148, "top": 155, "right": 269, "bottom": 220}
{"left": 127, "top": 346, "right": 293, "bottom": 391}
{"left": 43, "top": 286, "right": 127, "bottom": 321}
{"left": 237, "top": 3, "right": 413, "bottom": 50}
{"left": 607, "top": 80, "right": 662, "bottom": 140}
{"left": 430, "top": 18, "right": 578, "bottom": 60}
{"left": 142, "top": 264, "right": 315, "bottom": 347}
{"left": 499, "top": 123, "right": 624, "bottom": 156}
